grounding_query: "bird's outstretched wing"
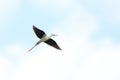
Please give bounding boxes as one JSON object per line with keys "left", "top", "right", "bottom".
{"left": 44, "top": 39, "right": 61, "bottom": 50}
{"left": 33, "top": 25, "right": 46, "bottom": 39}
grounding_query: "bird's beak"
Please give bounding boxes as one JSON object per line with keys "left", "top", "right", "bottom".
{"left": 51, "top": 33, "right": 58, "bottom": 36}
{"left": 55, "top": 34, "right": 58, "bottom": 36}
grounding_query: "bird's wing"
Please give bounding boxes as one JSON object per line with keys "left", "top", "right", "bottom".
{"left": 33, "top": 25, "right": 46, "bottom": 39}
{"left": 44, "top": 39, "right": 61, "bottom": 50}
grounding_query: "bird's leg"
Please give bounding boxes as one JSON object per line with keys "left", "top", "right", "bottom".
{"left": 28, "top": 44, "right": 38, "bottom": 52}
{"left": 28, "top": 40, "right": 41, "bottom": 52}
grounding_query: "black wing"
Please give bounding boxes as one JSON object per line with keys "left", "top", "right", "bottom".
{"left": 44, "top": 39, "right": 61, "bottom": 50}
{"left": 33, "top": 25, "right": 46, "bottom": 39}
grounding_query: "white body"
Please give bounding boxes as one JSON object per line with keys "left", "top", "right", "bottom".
{"left": 28, "top": 34, "right": 56, "bottom": 52}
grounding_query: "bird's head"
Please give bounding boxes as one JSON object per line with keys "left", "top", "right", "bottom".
{"left": 50, "top": 33, "right": 57, "bottom": 37}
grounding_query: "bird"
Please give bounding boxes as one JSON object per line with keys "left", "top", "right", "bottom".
{"left": 28, "top": 25, "right": 61, "bottom": 52}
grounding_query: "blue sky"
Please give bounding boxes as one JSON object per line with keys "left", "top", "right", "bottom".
{"left": 0, "top": 0, "right": 120, "bottom": 80}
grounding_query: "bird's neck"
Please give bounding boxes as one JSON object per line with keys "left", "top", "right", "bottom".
{"left": 49, "top": 34, "right": 54, "bottom": 38}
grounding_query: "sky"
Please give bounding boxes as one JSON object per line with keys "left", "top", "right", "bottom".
{"left": 0, "top": 0, "right": 120, "bottom": 80}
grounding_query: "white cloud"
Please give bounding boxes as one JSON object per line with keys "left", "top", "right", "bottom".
{"left": 9, "top": 36, "right": 120, "bottom": 80}
{"left": 74, "top": 53, "right": 120, "bottom": 80}
{"left": 0, "top": 43, "right": 30, "bottom": 80}
{"left": 3, "top": 43, "right": 28, "bottom": 57}
{"left": 8, "top": 36, "right": 120, "bottom": 80}
{"left": 0, "top": 57, "right": 9, "bottom": 80}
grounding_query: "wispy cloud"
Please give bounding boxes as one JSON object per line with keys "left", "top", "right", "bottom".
{"left": 29, "top": 0, "right": 73, "bottom": 9}
{"left": 29, "top": 0, "right": 75, "bottom": 15}
{"left": 80, "top": 0, "right": 120, "bottom": 25}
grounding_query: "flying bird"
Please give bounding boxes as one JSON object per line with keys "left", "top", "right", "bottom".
{"left": 28, "top": 25, "right": 61, "bottom": 52}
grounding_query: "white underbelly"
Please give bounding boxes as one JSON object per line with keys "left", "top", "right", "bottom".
{"left": 40, "top": 36, "right": 50, "bottom": 42}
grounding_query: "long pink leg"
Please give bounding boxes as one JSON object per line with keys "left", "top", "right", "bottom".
{"left": 28, "top": 44, "right": 37, "bottom": 52}
{"left": 28, "top": 41, "right": 41, "bottom": 52}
